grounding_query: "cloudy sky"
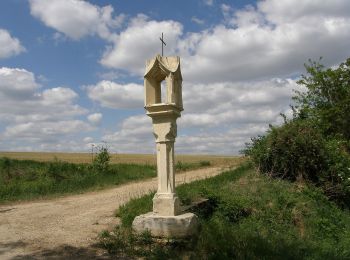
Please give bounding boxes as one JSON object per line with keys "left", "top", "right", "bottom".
{"left": 0, "top": 0, "right": 350, "bottom": 154}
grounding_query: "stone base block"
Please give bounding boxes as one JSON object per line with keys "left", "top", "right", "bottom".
{"left": 132, "top": 212, "right": 198, "bottom": 238}
{"left": 153, "top": 193, "right": 180, "bottom": 216}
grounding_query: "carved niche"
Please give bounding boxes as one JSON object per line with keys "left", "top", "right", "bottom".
{"left": 144, "top": 55, "right": 183, "bottom": 110}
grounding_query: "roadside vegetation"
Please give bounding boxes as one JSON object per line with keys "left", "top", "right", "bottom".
{"left": 100, "top": 163, "right": 350, "bottom": 259}
{"left": 0, "top": 147, "right": 218, "bottom": 203}
{"left": 244, "top": 58, "right": 350, "bottom": 208}
{"left": 0, "top": 149, "right": 156, "bottom": 203}
{"left": 175, "top": 160, "right": 211, "bottom": 172}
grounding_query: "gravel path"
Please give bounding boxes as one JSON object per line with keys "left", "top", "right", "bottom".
{"left": 0, "top": 167, "right": 225, "bottom": 259}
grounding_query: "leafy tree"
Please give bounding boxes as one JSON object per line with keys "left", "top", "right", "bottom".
{"left": 294, "top": 58, "right": 350, "bottom": 143}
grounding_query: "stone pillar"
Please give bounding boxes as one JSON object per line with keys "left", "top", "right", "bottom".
{"left": 132, "top": 55, "right": 198, "bottom": 238}
{"left": 151, "top": 115, "right": 180, "bottom": 216}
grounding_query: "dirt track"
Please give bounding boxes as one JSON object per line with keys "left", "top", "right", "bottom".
{"left": 0, "top": 167, "right": 225, "bottom": 259}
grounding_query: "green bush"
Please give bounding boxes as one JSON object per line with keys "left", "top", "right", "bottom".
{"left": 245, "top": 119, "right": 350, "bottom": 207}
{"left": 175, "top": 161, "right": 193, "bottom": 171}
{"left": 295, "top": 58, "right": 350, "bottom": 144}
{"left": 199, "top": 160, "right": 211, "bottom": 167}
{"left": 92, "top": 146, "right": 110, "bottom": 173}
{"left": 245, "top": 58, "right": 350, "bottom": 208}
{"left": 175, "top": 160, "right": 212, "bottom": 172}
{"left": 245, "top": 119, "right": 327, "bottom": 181}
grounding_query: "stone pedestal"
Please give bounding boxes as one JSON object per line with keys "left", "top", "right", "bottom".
{"left": 132, "top": 55, "right": 198, "bottom": 238}
{"left": 133, "top": 212, "right": 198, "bottom": 238}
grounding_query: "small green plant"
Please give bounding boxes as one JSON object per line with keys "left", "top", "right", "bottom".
{"left": 175, "top": 161, "right": 191, "bottom": 171}
{"left": 1, "top": 157, "right": 12, "bottom": 181}
{"left": 199, "top": 160, "right": 211, "bottom": 167}
{"left": 92, "top": 145, "right": 111, "bottom": 173}
{"left": 99, "top": 226, "right": 176, "bottom": 258}
{"left": 175, "top": 160, "right": 212, "bottom": 172}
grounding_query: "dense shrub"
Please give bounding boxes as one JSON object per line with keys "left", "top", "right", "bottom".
{"left": 245, "top": 120, "right": 326, "bottom": 181}
{"left": 245, "top": 58, "right": 350, "bottom": 207}
{"left": 245, "top": 119, "right": 350, "bottom": 207}
{"left": 92, "top": 146, "right": 111, "bottom": 173}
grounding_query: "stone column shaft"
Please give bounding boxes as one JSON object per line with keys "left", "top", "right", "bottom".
{"left": 156, "top": 141, "right": 175, "bottom": 194}
{"left": 150, "top": 115, "right": 180, "bottom": 216}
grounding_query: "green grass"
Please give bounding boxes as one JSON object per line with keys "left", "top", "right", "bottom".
{"left": 0, "top": 157, "right": 156, "bottom": 203}
{"left": 102, "top": 162, "right": 350, "bottom": 259}
{"left": 0, "top": 157, "right": 215, "bottom": 203}
{"left": 175, "top": 160, "right": 211, "bottom": 172}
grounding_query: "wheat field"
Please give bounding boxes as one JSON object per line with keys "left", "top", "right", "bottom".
{"left": 0, "top": 152, "right": 244, "bottom": 167}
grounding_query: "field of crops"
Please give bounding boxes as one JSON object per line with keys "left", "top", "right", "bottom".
{"left": 0, "top": 152, "right": 243, "bottom": 167}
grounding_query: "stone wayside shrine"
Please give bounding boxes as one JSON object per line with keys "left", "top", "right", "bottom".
{"left": 132, "top": 55, "right": 198, "bottom": 238}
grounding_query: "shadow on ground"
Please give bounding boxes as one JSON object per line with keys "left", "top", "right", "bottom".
{"left": 0, "top": 242, "right": 118, "bottom": 260}
{"left": 0, "top": 241, "right": 27, "bottom": 256}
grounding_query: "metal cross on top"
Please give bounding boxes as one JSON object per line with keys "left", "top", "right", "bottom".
{"left": 159, "top": 32, "right": 166, "bottom": 56}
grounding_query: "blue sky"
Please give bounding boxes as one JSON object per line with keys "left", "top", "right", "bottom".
{"left": 0, "top": 0, "right": 350, "bottom": 154}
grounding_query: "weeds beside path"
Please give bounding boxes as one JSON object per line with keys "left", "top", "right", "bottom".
{"left": 0, "top": 166, "right": 227, "bottom": 259}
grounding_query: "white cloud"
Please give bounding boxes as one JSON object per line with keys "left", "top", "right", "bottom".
{"left": 100, "top": 15, "right": 183, "bottom": 74}
{"left": 101, "top": 112, "right": 272, "bottom": 154}
{"left": 258, "top": 0, "right": 350, "bottom": 23}
{"left": 103, "top": 115, "right": 153, "bottom": 153}
{"left": 191, "top": 17, "right": 205, "bottom": 25}
{"left": 0, "top": 67, "right": 38, "bottom": 96}
{"left": 0, "top": 67, "right": 93, "bottom": 151}
{"left": 83, "top": 136, "right": 94, "bottom": 143}
{"left": 94, "top": 0, "right": 350, "bottom": 83}
{"left": 0, "top": 69, "right": 85, "bottom": 122}
{"left": 0, "top": 29, "right": 25, "bottom": 59}
{"left": 29, "top": 0, "right": 124, "bottom": 41}
{"left": 87, "top": 113, "right": 102, "bottom": 125}
{"left": 0, "top": 80, "right": 86, "bottom": 123}
{"left": 95, "top": 77, "right": 301, "bottom": 154}
{"left": 183, "top": 79, "right": 299, "bottom": 113}
{"left": 41, "top": 87, "right": 78, "bottom": 105}
{"left": 176, "top": 124, "right": 269, "bottom": 154}
{"left": 203, "top": 0, "right": 214, "bottom": 6}
{"left": 86, "top": 80, "right": 143, "bottom": 109}
{"left": 221, "top": 3, "right": 232, "bottom": 21}
{"left": 180, "top": 0, "right": 350, "bottom": 83}
{"left": 52, "top": 32, "right": 68, "bottom": 44}
{"left": 4, "top": 120, "right": 92, "bottom": 140}
{"left": 97, "top": 70, "right": 122, "bottom": 81}
{"left": 178, "top": 78, "right": 301, "bottom": 130}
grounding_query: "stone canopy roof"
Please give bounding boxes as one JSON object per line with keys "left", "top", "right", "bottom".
{"left": 144, "top": 55, "right": 182, "bottom": 82}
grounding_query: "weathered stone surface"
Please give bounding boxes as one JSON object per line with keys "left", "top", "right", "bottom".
{"left": 153, "top": 193, "right": 180, "bottom": 216}
{"left": 132, "top": 55, "right": 199, "bottom": 238}
{"left": 144, "top": 55, "right": 184, "bottom": 218}
{"left": 144, "top": 55, "right": 183, "bottom": 110}
{"left": 132, "top": 212, "right": 198, "bottom": 238}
